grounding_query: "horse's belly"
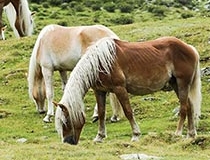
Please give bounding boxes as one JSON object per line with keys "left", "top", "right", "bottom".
{"left": 127, "top": 85, "right": 160, "bottom": 95}
{"left": 53, "top": 52, "right": 81, "bottom": 70}
{"left": 126, "top": 76, "right": 170, "bottom": 95}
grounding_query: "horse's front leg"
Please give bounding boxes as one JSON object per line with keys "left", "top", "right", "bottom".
{"left": 109, "top": 93, "right": 122, "bottom": 122}
{"left": 42, "top": 67, "right": 54, "bottom": 123}
{"left": 175, "top": 83, "right": 189, "bottom": 136}
{"left": 93, "top": 90, "right": 107, "bottom": 143}
{"left": 113, "top": 86, "right": 141, "bottom": 142}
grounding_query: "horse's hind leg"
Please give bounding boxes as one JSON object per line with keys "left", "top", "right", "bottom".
{"left": 59, "top": 70, "right": 68, "bottom": 91}
{"left": 186, "top": 99, "right": 197, "bottom": 138}
{"left": 92, "top": 104, "right": 99, "bottom": 123}
{"left": 176, "top": 96, "right": 196, "bottom": 138}
{"left": 175, "top": 79, "right": 191, "bottom": 136}
{"left": 42, "top": 67, "right": 54, "bottom": 123}
{"left": 109, "top": 93, "right": 123, "bottom": 122}
{"left": 92, "top": 93, "right": 122, "bottom": 123}
{"left": 113, "top": 87, "right": 140, "bottom": 142}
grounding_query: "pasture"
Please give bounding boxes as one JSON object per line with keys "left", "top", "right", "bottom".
{"left": 0, "top": 2, "right": 210, "bottom": 160}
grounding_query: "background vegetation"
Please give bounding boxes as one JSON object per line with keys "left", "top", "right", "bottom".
{"left": 0, "top": 0, "right": 210, "bottom": 159}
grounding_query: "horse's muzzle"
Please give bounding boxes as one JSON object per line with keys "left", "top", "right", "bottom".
{"left": 63, "top": 136, "right": 78, "bottom": 145}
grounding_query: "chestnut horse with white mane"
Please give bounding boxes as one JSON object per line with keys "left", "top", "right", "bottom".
{"left": 0, "top": 0, "right": 34, "bottom": 39}
{"left": 28, "top": 24, "right": 122, "bottom": 123}
{"left": 54, "top": 36, "right": 201, "bottom": 145}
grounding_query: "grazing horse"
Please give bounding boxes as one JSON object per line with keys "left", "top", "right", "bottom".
{"left": 0, "top": 0, "right": 34, "bottom": 40}
{"left": 54, "top": 36, "right": 201, "bottom": 145}
{"left": 28, "top": 24, "right": 122, "bottom": 123}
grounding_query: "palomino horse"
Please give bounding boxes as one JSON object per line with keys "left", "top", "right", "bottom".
{"left": 54, "top": 36, "right": 201, "bottom": 145}
{"left": 28, "top": 24, "right": 122, "bottom": 123}
{"left": 0, "top": 0, "right": 34, "bottom": 39}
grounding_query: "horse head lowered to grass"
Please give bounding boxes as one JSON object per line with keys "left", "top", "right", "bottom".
{"left": 54, "top": 36, "right": 201, "bottom": 145}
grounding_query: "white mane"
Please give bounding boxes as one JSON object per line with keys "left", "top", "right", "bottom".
{"left": 58, "top": 37, "right": 117, "bottom": 126}
{"left": 19, "top": 0, "right": 34, "bottom": 36}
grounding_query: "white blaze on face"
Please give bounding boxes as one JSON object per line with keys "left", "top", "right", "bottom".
{"left": 55, "top": 107, "right": 65, "bottom": 142}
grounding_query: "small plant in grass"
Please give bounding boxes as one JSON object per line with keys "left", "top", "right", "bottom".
{"left": 111, "top": 14, "right": 134, "bottom": 25}
{"left": 57, "top": 21, "right": 68, "bottom": 26}
{"left": 118, "top": 2, "right": 134, "bottom": 13}
{"left": 181, "top": 11, "right": 194, "bottom": 19}
{"left": 91, "top": 4, "right": 101, "bottom": 11}
{"left": 47, "top": 0, "right": 61, "bottom": 6}
{"left": 60, "top": 3, "right": 69, "bottom": 10}
{"left": 42, "top": 2, "right": 49, "bottom": 8}
{"left": 104, "top": 2, "right": 116, "bottom": 13}
{"left": 147, "top": 4, "right": 166, "bottom": 17}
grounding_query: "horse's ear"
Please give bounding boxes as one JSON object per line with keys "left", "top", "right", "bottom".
{"left": 58, "top": 103, "right": 68, "bottom": 113}
{"left": 31, "top": 12, "right": 36, "bottom": 16}
{"left": 53, "top": 101, "right": 58, "bottom": 107}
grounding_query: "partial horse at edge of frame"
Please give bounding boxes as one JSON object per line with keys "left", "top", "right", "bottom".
{"left": 0, "top": 0, "right": 34, "bottom": 40}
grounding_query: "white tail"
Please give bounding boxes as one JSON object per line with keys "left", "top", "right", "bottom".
{"left": 19, "top": 0, "right": 34, "bottom": 36}
{"left": 28, "top": 25, "right": 54, "bottom": 99}
{"left": 188, "top": 45, "right": 202, "bottom": 125}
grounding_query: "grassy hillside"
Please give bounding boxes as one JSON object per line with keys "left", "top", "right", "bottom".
{"left": 0, "top": 2, "right": 210, "bottom": 160}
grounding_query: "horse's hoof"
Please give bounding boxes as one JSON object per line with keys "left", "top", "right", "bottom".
{"left": 110, "top": 115, "right": 120, "bottom": 123}
{"left": 93, "top": 136, "right": 103, "bottom": 143}
{"left": 187, "top": 130, "right": 197, "bottom": 138}
{"left": 39, "top": 110, "right": 46, "bottom": 114}
{"left": 174, "top": 130, "right": 182, "bottom": 137}
{"left": 93, "top": 133, "right": 106, "bottom": 143}
{"left": 43, "top": 115, "right": 52, "bottom": 123}
{"left": 92, "top": 116, "right": 98, "bottom": 123}
{"left": 131, "top": 135, "right": 139, "bottom": 142}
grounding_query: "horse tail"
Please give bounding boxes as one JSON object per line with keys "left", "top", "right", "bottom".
{"left": 188, "top": 45, "right": 202, "bottom": 125}
{"left": 28, "top": 36, "right": 41, "bottom": 100}
{"left": 19, "top": 0, "right": 34, "bottom": 36}
{"left": 28, "top": 25, "right": 54, "bottom": 100}
{"left": 4, "top": 3, "right": 19, "bottom": 38}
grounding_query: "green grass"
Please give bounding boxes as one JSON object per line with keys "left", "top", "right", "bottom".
{"left": 0, "top": 3, "right": 210, "bottom": 160}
